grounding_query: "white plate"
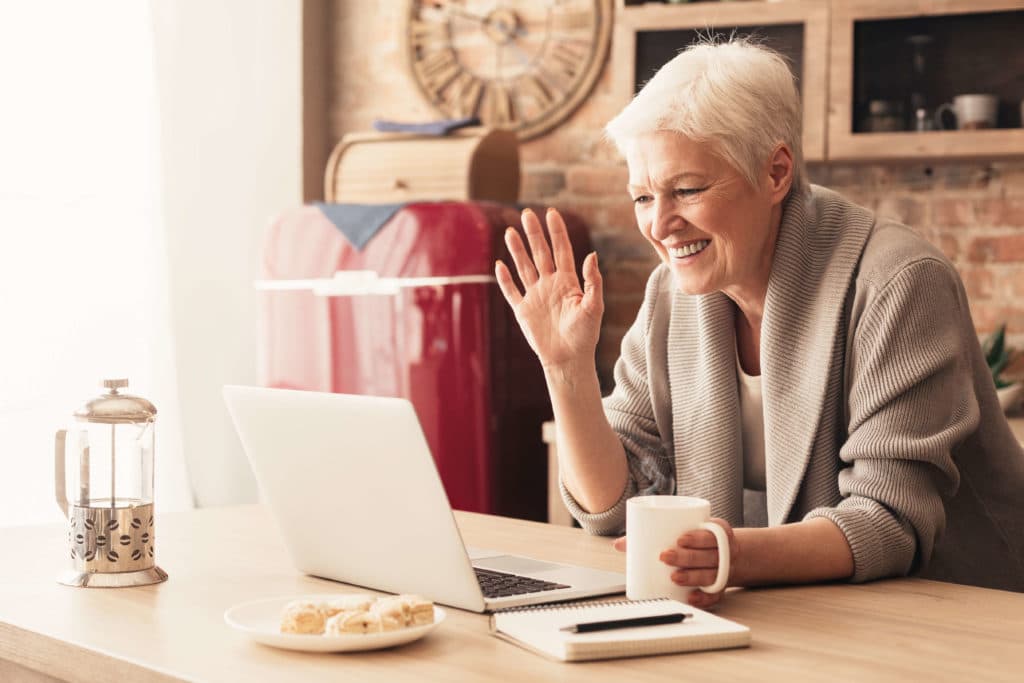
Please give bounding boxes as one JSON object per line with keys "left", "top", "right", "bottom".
{"left": 224, "top": 594, "right": 446, "bottom": 653}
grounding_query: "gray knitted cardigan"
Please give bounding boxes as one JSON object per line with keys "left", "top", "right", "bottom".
{"left": 561, "top": 184, "right": 1024, "bottom": 592}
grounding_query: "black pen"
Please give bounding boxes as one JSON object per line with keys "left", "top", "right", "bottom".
{"left": 559, "top": 612, "right": 691, "bottom": 633}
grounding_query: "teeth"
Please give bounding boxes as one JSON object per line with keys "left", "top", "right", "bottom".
{"left": 669, "top": 240, "right": 709, "bottom": 258}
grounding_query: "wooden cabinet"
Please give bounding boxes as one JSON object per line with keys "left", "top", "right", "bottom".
{"left": 613, "top": 0, "right": 1024, "bottom": 162}
{"left": 829, "top": 0, "right": 1024, "bottom": 161}
{"left": 613, "top": 0, "right": 829, "bottom": 161}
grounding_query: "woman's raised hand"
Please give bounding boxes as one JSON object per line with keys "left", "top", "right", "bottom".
{"left": 495, "top": 208, "right": 603, "bottom": 371}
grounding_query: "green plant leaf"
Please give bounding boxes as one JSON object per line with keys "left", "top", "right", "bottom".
{"left": 992, "top": 352, "right": 1011, "bottom": 378}
{"left": 983, "top": 323, "right": 1007, "bottom": 367}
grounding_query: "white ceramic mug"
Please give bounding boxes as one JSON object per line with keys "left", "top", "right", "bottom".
{"left": 935, "top": 94, "right": 998, "bottom": 130}
{"left": 625, "top": 495, "right": 730, "bottom": 602}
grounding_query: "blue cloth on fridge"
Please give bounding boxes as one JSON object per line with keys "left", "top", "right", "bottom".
{"left": 313, "top": 202, "right": 408, "bottom": 251}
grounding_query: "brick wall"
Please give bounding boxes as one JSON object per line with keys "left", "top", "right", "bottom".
{"left": 328, "top": 3, "right": 1024, "bottom": 389}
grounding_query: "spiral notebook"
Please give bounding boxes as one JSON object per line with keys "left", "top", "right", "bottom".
{"left": 489, "top": 598, "right": 750, "bottom": 662}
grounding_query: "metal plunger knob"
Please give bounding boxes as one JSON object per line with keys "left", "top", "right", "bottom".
{"left": 103, "top": 379, "right": 129, "bottom": 394}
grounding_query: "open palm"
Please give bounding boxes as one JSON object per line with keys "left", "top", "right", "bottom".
{"left": 495, "top": 208, "right": 603, "bottom": 370}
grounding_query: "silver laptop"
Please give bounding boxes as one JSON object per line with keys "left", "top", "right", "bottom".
{"left": 223, "top": 385, "right": 625, "bottom": 612}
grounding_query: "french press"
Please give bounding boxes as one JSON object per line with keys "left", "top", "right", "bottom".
{"left": 54, "top": 379, "right": 168, "bottom": 587}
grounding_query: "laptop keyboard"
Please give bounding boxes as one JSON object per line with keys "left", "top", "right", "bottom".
{"left": 474, "top": 567, "right": 570, "bottom": 598}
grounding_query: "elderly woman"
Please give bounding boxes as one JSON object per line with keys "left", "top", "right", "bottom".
{"left": 495, "top": 38, "right": 1024, "bottom": 607}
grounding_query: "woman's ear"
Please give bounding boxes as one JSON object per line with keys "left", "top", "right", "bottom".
{"left": 766, "top": 143, "right": 794, "bottom": 204}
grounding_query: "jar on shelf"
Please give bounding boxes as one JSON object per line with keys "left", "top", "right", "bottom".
{"left": 862, "top": 100, "right": 905, "bottom": 133}
{"left": 914, "top": 108, "right": 935, "bottom": 132}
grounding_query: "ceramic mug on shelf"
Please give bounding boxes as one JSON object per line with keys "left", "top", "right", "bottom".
{"left": 625, "top": 495, "right": 730, "bottom": 602}
{"left": 935, "top": 94, "right": 999, "bottom": 130}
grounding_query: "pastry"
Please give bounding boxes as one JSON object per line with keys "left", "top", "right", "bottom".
{"left": 371, "top": 599, "right": 409, "bottom": 631}
{"left": 322, "top": 594, "right": 375, "bottom": 617}
{"left": 375, "top": 594, "right": 434, "bottom": 626}
{"left": 279, "top": 593, "right": 434, "bottom": 636}
{"left": 279, "top": 600, "right": 326, "bottom": 634}
{"left": 323, "top": 610, "right": 361, "bottom": 635}
{"left": 325, "top": 609, "right": 384, "bottom": 634}
{"left": 403, "top": 595, "right": 435, "bottom": 626}
{"left": 373, "top": 596, "right": 412, "bottom": 627}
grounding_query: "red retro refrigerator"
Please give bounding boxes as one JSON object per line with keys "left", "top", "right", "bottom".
{"left": 259, "top": 201, "right": 591, "bottom": 522}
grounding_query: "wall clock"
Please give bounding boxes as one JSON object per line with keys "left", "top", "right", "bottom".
{"left": 405, "top": 0, "right": 613, "bottom": 141}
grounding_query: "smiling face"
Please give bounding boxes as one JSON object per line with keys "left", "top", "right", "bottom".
{"left": 626, "top": 130, "right": 788, "bottom": 313}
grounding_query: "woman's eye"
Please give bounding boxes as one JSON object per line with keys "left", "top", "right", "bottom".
{"left": 674, "top": 187, "right": 705, "bottom": 197}
{"left": 632, "top": 195, "right": 652, "bottom": 205}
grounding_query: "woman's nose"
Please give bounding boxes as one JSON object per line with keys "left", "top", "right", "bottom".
{"left": 649, "top": 198, "right": 679, "bottom": 242}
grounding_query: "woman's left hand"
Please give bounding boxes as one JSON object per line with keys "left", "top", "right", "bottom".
{"left": 612, "top": 517, "right": 739, "bottom": 610}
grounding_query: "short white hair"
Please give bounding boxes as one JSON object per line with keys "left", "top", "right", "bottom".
{"left": 605, "top": 36, "right": 808, "bottom": 196}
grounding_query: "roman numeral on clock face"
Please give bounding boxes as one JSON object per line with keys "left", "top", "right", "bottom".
{"left": 517, "top": 75, "right": 555, "bottom": 108}
{"left": 482, "top": 83, "right": 516, "bottom": 125}
{"left": 447, "top": 71, "right": 485, "bottom": 118}
{"left": 409, "top": 19, "right": 448, "bottom": 49}
{"left": 415, "top": 48, "right": 462, "bottom": 96}
{"left": 548, "top": 43, "right": 587, "bottom": 79}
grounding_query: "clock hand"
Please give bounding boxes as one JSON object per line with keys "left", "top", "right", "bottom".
{"left": 436, "top": 2, "right": 529, "bottom": 38}
{"left": 433, "top": 2, "right": 489, "bottom": 24}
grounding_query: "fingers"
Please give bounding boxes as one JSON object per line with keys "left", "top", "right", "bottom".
{"left": 677, "top": 518, "right": 735, "bottom": 549}
{"left": 581, "top": 251, "right": 603, "bottom": 315}
{"left": 687, "top": 589, "right": 722, "bottom": 610}
{"left": 494, "top": 260, "right": 523, "bottom": 307}
{"left": 659, "top": 547, "right": 722, "bottom": 569}
{"left": 612, "top": 536, "right": 626, "bottom": 553}
{"left": 671, "top": 568, "right": 721, "bottom": 587}
{"left": 546, "top": 208, "right": 576, "bottom": 273}
{"left": 521, "top": 208, "right": 555, "bottom": 276}
{"left": 503, "top": 208, "right": 580, "bottom": 289}
{"left": 504, "top": 227, "right": 538, "bottom": 287}
{"left": 676, "top": 530, "right": 721, "bottom": 550}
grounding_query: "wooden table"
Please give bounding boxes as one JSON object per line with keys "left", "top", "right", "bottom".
{"left": 1, "top": 505, "right": 1022, "bottom": 682}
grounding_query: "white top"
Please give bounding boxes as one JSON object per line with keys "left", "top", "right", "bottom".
{"left": 737, "top": 348, "right": 766, "bottom": 491}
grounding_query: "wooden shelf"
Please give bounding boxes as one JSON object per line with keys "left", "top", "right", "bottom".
{"left": 829, "top": 0, "right": 1024, "bottom": 161}
{"left": 828, "top": 128, "right": 1024, "bottom": 162}
{"left": 614, "top": 0, "right": 1024, "bottom": 162}
{"left": 612, "top": 1, "right": 829, "bottom": 161}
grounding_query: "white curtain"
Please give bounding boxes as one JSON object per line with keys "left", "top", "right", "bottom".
{"left": 148, "top": 0, "right": 303, "bottom": 507}
{"left": 0, "top": 2, "right": 193, "bottom": 526}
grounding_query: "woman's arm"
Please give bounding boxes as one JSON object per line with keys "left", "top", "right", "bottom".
{"left": 644, "top": 257, "right": 975, "bottom": 606}
{"left": 544, "top": 359, "right": 628, "bottom": 513}
{"left": 725, "top": 259, "right": 971, "bottom": 592}
{"left": 495, "top": 208, "right": 629, "bottom": 514}
{"left": 679, "top": 257, "right": 973, "bottom": 597}
{"left": 616, "top": 515, "right": 854, "bottom": 609}
{"left": 731, "top": 518, "right": 853, "bottom": 586}
{"left": 804, "top": 257, "right": 976, "bottom": 582}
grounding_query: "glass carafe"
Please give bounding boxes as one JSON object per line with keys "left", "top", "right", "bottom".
{"left": 54, "top": 379, "right": 167, "bottom": 587}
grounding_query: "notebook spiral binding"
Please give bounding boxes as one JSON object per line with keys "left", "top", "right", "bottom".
{"left": 493, "top": 598, "right": 671, "bottom": 614}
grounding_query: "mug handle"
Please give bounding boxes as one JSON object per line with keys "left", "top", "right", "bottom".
{"left": 934, "top": 103, "right": 957, "bottom": 130}
{"left": 698, "top": 520, "right": 731, "bottom": 593}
